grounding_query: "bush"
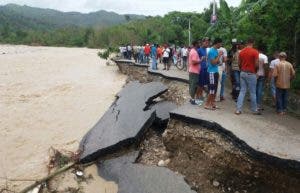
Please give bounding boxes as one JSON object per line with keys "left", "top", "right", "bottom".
{"left": 97, "top": 47, "right": 119, "bottom": 59}
{"left": 98, "top": 49, "right": 110, "bottom": 59}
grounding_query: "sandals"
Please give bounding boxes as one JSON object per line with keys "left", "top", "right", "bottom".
{"left": 212, "top": 105, "right": 220, "bottom": 109}
{"left": 204, "top": 106, "right": 215, "bottom": 110}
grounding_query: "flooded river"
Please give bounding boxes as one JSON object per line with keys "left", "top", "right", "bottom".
{"left": 0, "top": 45, "right": 125, "bottom": 192}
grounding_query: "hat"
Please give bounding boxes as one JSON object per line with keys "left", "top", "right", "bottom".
{"left": 279, "top": 52, "right": 287, "bottom": 58}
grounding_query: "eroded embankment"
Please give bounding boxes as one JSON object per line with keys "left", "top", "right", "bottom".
{"left": 116, "top": 61, "right": 188, "bottom": 105}
{"left": 116, "top": 60, "right": 300, "bottom": 193}
{"left": 163, "top": 119, "right": 300, "bottom": 193}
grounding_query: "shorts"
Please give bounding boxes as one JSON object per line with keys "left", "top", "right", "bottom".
{"left": 189, "top": 72, "right": 199, "bottom": 98}
{"left": 163, "top": 57, "right": 169, "bottom": 64}
{"left": 208, "top": 72, "right": 219, "bottom": 94}
{"left": 198, "top": 67, "right": 208, "bottom": 87}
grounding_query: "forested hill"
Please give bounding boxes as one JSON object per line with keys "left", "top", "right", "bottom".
{"left": 0, "top": 3, "right": 145, "bottom": 30}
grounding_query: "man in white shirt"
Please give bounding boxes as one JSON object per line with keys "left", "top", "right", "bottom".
{"left": 269, "top": 51, "right": 280, "bottom": 105}
{"left": 181, "top": 46, "right": 188, "bottom": 70}
{"left": 256, "top": 47, "right": 268, "bottom": 110}
{"left": 216, "top": 46, "right": 227, "bottom": 101}
{"left": 162, "top": 45, "right": 171, "bottom": 70}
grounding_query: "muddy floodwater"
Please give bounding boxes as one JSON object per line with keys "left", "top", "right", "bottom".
{"left": 0, "top": 45, "right": 125, "bottom": 192}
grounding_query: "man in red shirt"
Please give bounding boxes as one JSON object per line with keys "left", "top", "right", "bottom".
{"left": 235, "top": 38, "right": 261, "bottom": 115}
{"left": 144, "top": 44, "right": 151, "bottom": 64}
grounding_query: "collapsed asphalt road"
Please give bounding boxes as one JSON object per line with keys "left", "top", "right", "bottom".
{"left": 79, "top": 81, "right": 192, "bottom": 193}
{"left": 79, "top": 81, "right": 168, "bottom": 163}
{"left": 78, "top": 59, "right": 300, "bottom": 193}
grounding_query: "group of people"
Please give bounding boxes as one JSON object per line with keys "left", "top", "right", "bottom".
{"left": 119, "top": 44, "right": 189, "bottom": 71}
{"left": 120, "top": 37, "right": 296, "bottom": 116}
{"left": 188, "top": 37, "right": 296, "bottom": 115}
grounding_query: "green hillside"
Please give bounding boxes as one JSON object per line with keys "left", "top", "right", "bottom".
{"left": 0, "top": 3, "right": 145, "bottom": 30}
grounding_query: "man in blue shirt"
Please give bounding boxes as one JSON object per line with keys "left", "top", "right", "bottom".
{"left": 197, "top": 37, "right": 210, "bottom": 103}
{"left": 151, "top": 44, "right": 157, "bottom": 70}
{"left": 204, "top": 38, "right": 223, "bottom": 110}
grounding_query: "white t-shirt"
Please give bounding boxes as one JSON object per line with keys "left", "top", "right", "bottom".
{"left": 218, "top": 47, "right": 228, "bottom": 70}
{"left": 257, "top": 53, "right": 268, "bottom": 76}
{"left": 121, "top": 46, "right": 126, "bottom": 53}
{"left": 270, "top": 58, "right": 280, "bottom": 69}
{"left": 181, "top": 47, "right": 188, "bottom": 57}
{"left": 163, "top": 48, "right": 170, "bottom": 58}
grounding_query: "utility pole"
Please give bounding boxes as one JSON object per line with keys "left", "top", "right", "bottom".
{"left": 188, "top": 18, "right": 191, "bottom": 46}
{"left": 211, "top": 0, "right": 217, "bottom": 25}
{"left": 213, "top": 0, "right": 216, "bottom": 15}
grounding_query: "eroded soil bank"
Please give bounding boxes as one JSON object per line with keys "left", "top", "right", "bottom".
{"left": 162, "top": 119, "right": 300, "bottom": 193}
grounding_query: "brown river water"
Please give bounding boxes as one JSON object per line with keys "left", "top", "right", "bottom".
{"left": 0, "top": 45, "right": 125, "bottom": 192}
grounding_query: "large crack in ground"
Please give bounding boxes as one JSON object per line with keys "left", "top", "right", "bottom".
{"left": 163, "top": 120, "right": 299, "bottom": 193}
{"left": 137, "top": 121, "right": 300, "bottom": 193}
{"left": 117, "top": 61, "right": 300, "bottom": 193}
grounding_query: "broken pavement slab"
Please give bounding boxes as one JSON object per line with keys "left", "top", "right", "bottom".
{"left": 151, "top": 101, "right": 177, "bottom": 127}
{"left": 170, "top": 103, "right": 300, "bottom": 170}
{"left": 114, "top": 59, "right": 189, "bottom": 83}
{"left": 114, "top": 59, "right": 149, "bottom": 68}
{"left": 79, "top": 81, "right": 168, "bottom": 163}
{"left": 97, "top": 151, "right": 196, "bottom": 193}
{"left": 148, "top": 68, "right": 189, "bottom": 83}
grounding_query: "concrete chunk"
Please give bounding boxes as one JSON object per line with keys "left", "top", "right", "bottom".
{"left": 79, "top": 81, "right": 168, "bottom": 163}
{"left": 97, "top": 151, "right": 196, "bottom": 193}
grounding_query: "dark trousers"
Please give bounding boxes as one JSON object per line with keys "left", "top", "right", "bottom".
{"left": 256, "top": 76, "right": 265, "bottom": 108}
{"left": 232, "top": 70, "right": 240, "bottom": 100}
{"left": 276, "top": 88, "right": 288, "bottom": 113}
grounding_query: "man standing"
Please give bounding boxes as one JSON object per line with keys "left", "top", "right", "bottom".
{"left": 162, "top": 45, "right": 170, "bottom": 70}
{"left": 188, "top": 40, "right": 201, "bottom": 105}
{"left": 269, "top": 51, "right": 280, "bottom": 106}
{"left": 229, "top": 41, "right": 242, "bottom": 101}
{"left": 204, "top": 38, "right": 223, "bottom": 110}
{"left": 235, "top": 38, "right": 260, "bottom": 115}
{"left": 181, "top": 45, "right": 188, "bottom": 70}
{"left": 217, "top": 45, "right": 228, "bottom": 101}
{"left": 127, "top": 44, "right": 132, "bottom": 59}
{"left": 144, "top": 43, "right": 151, "bottom": 64}
{"left": 273, "top": 52, "right": 295, "bottom": 115}
{"left": 256, "top": 46, "right": 268, "bottom": 110}
{"left": 138, "top": 45, "right": 145, "bottom": 64}
{"left": 157, "top": 45, "right": 163, "bottom": 64}
{"left": 197, "top": 37, "right": 210, "bottom": 103}
{"left": 151, "top": 44, "right": 157, "bottom": 70}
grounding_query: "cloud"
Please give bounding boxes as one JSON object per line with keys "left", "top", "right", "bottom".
{"left": 1, "top": 0, "right": 242, "bottom": 15}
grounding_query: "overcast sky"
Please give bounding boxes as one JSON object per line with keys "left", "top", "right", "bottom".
{"left": 1, "top": 0, "right": 242, "bottom": 15}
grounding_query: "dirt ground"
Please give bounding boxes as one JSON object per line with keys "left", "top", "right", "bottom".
{"left": 0, "top": 45, "right": 125, "bottom": 192}
{"left": 137, "top": 120, "right": 300, "bottom": 193}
